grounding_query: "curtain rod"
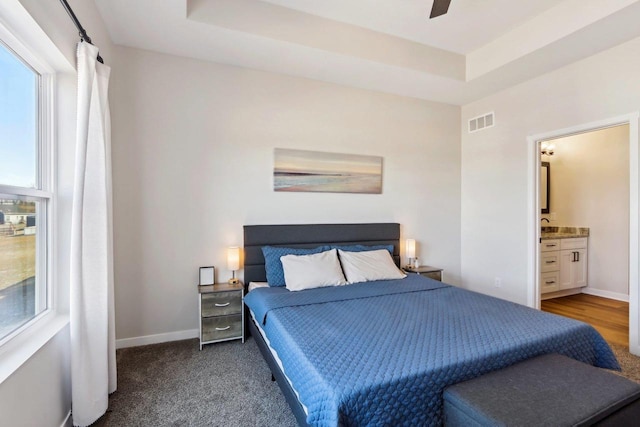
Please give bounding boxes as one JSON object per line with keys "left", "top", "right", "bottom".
{"left": 59, "top": 0, "right": 104, "bottom": 64}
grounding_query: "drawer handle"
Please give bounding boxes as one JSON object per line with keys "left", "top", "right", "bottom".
{"left": 215, "top": 326, "right": 231, "bottom": 331}
{"left": 215, "top": 303, "right": 230, "bottom": 307}
{"left": 546, "top": 244, "right": 557, "bottom": 247}
{"left": 545, "top": 260, "right": 556, "bottom": 264}
{"left": 545, "top": 280, "right": 556, "bottom": 284}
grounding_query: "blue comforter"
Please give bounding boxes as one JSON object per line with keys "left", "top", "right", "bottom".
{"left": 245, "top": 274, "right": 619, "bottom": 426}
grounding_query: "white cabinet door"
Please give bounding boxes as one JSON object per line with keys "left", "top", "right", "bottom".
{"left": 573, "top": 248, "right": 588, "bottom": 288}
{"left": 559, "top": 250, "right": 575, "bottom": 290}
{"left": 559, "top": 248, "right": 588, "bottom": 290}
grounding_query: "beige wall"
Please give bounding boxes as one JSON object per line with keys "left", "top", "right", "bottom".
{"left": 0, "top": 329, "right": 71, "bottom": 426}
{"left": 110, "top": 46, "right": 462, "bottom": 342}
{"left": 544, "top": 125, "right": 629, "bottom": 298}
{"left": 461, "top": 35, "right": 640, "bottom": 304}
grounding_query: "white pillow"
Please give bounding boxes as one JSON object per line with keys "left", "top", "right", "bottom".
{"left": 281, "top": 249, "right": 348, "bottom": 291}
{"left": 248, "top": 282, "right": 269, "bottom": 292}
{"left": 338, "top": 249, "right": 407, "bottom": 284}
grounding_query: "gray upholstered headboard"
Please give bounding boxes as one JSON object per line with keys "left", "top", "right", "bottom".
{"left": 243, "top": 223, "right": 400, "bottom": 292}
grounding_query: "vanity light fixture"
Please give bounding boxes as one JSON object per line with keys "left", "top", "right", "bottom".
{"left": 541, "top": 141, "right": 555, "bottom": 156}
{"left": 227, "top": 246, "right": 240, "bottom": 285}
{"left": 406, "top": 239, "right": 416, "bottom": 269}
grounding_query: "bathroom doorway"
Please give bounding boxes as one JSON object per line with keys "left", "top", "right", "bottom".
{"left": 538, "top": 125, "right": 630, "bottom": 346}
{"left": 540, "top": 124, "right": 629, "bottom": 300}
{"left": 528, "top": 113, "right": 639, "bottom": 354}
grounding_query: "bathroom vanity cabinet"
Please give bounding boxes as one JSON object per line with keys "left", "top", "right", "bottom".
{"left": 558, "top": 238, "right": 588, "bottom": 290}
{"left": 540, "top": 236, "right": 588, "bottom": 295}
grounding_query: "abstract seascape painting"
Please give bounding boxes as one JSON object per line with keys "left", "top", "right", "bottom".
{"left": 274, "top": 148, "right": 382, "bottom": 194}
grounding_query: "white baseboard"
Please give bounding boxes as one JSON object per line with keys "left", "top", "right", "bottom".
{"left": 60, "top": 410, "right": 72, "bottom": 427}
{"left": 582, "top": 287, "right": 629, "bottom": 302}
{"left": 116, "top": 329, "right": 198, "bottom": 349}
{"left": 540, "top": 288, "right": 582, "bottom": 300}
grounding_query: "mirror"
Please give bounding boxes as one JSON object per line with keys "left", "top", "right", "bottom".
{"left": 541, "top": 162, "right": 550, "bottom": 214}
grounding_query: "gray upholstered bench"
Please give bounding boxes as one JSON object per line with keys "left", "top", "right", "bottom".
{"left": 444, "top": 354, "right": 640, "bottom": 426}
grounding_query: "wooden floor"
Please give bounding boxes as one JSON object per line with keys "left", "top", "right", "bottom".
{"left": 541, "top": 294, "right": 629, "bottom": 347}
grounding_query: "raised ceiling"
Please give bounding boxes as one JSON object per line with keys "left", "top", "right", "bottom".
{"left": 96, "top": 0, "right": 640, "bottom": 105}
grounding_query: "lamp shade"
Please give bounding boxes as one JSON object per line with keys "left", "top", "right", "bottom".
{"left": 406, "top": 239, "right": 416, "bottom": 259}
{"left": 227, "top": 246, "right": 240, "bottom": 271}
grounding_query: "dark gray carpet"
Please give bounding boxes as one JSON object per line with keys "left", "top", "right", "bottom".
{"left": 93, "top": 338, "right": 640, "bottom": 426}
{"left": 93, "top": 337, "right": 296, "bottom": 427}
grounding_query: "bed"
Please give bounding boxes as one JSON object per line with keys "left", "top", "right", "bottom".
{"left": 243, "top": 223, "right": 619, "bottom": 426}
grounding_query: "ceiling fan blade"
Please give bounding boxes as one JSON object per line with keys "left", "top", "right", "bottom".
{"left": 430, "top": 0, "right": 452, "bottom": 18}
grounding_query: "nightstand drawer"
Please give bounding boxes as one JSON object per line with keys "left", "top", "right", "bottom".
{"left": 421, "top": 271, "right": 442, "bottom": 281}
{"left": 202, "top": 291, "right": 242, "bottom": 317}
{"left": 202, "top": 314, "right": 242, "bottom": 342}
{"left": 404, "top": 266, "right": 443, "bottom": 282}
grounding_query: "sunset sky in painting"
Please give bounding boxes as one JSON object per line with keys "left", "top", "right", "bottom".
{"left": 274, "top": 148, "right": 382, "bottom": 175}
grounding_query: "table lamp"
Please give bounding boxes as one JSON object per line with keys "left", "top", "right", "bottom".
{"left": 227, "top": 246, "right": 240, "bottom": 285}
{"left": 406, "top": 239, "right": 416, "bottom": 269}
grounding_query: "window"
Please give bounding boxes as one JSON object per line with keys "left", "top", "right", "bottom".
{"left": 0, "top": 38, "right": 52, "bottom": 343}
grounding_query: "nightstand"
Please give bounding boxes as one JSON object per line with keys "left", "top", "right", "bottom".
{"left": 404, "top": 265, "right": 443, "bottom": 282}
{"left": 198, "top": 282, "right": 244, "bottom": 350}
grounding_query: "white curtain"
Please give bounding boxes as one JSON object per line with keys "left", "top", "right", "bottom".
{"left": 70, "top": 41, "right": 116, "bottom": 427}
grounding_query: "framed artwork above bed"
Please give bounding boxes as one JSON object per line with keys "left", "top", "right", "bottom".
{"left": 273, "top": 148, "right": 382, "bottom": 194}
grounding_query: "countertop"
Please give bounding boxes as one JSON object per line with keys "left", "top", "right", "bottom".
{"left": 541, "top": 226, "right": 589, "bottom": 240}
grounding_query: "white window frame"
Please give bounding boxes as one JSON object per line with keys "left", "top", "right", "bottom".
{"left": 0, "top": 1, "right": 72, "bottom": 384}
{"left": 0, "top": 25, "right": 55, "bottom": 347}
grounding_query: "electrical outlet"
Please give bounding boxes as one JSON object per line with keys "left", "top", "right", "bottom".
{"left": 494, "top": 277, "right": 502, "bottom": 288}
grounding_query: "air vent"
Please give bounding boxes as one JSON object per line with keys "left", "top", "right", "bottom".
{"left": 468, "top": 112, "right": 495, "bottom": 133}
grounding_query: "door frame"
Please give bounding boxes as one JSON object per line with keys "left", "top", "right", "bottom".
{"left": 527, "top": 112, "right": 640, "bottom": 355}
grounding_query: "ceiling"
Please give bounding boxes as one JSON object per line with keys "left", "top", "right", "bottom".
{"left": 257, "top": 0, "right": 564, "bottom": 54}
{"left": 95, "top": 0, "right": 640, "bottom": 105}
